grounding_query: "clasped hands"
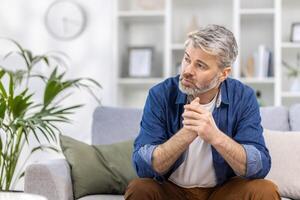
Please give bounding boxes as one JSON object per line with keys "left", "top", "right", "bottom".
{"left": 182, "top": 97, "right": 221, "bottom": 145}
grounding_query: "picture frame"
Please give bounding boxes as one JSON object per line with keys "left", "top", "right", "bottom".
{"left": 128, "top": 46, "right": 153, "bottom": 77}
{"left": 290, "top": 23, "right": 300, "bottom": 42}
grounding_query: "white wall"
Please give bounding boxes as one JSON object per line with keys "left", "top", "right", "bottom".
{"left": 0, "top": 0, "right": 114, "bottom": 190}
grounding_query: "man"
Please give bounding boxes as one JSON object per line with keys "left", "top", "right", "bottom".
{"left": 125, "top": 25, "right": 280, "bottom": 200}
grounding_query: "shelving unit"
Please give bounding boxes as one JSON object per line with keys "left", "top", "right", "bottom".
{"left": 239, "top": 8, "right": 275, "bottom": 15}
{"left": 282, "top": 42, "right": 300, "bottom": 49}
{"left": 117, "top": 78, "right": 164, "bottom": 85}
{"left": 240, "top": 77, "right": 275, "bottom": 84}
{"left": 280, "top": 0, "right": 300, "bottom": 106}
{"left": 113, "top": 0, "right": 300, "bottom": 108}
{"left": 236, "top": 0, "right": 276, "bottom": 106}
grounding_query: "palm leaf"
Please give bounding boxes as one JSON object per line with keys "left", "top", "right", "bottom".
{"left": 0, "top": 98, "right": 6, "bottom": 119}
{"left": 31, "top": 56, "right": 50, "bottom": 67}
{"left": 10, "top": 92, "right": 33, "bottom": 119}
{"left": 0, "top": 79, "right": 7, "bottom": 98}
{"left": 0, "top": 38, "right": 102, "bottom": 190}
{"left": 8, "top": 73, "right": 14, "bottom": 98}
{"left": 43, "top": 69, "right": 80, "bottom": 107}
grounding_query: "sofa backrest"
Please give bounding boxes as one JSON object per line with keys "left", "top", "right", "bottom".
{"left": 259, "top": 106, "right": 290, "bottom": 131}
{"left": 91, "top": 104, "right": 300, "bottom": 144}
{"left": 91, "top": 106, "right": 142, "bottom": 145}
{"left": 289, "top": 104, "right": 300, "bottom": 131}
{"left": 260, "top": 104, "right": 300, "bottom": 132}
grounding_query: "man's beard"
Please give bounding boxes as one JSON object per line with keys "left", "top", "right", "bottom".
{"left": 179, "top": 73, "right": 220, "bottom": 97}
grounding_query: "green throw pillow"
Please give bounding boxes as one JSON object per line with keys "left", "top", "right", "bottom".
{"left": 60, "top": 135, "right": 138, "bottom": 199}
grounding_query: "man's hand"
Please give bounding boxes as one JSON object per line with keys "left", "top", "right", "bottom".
{"left": 182, "top": 97, "right": 247, "bottom": 176}
{"left": 182, "top": 97, "right": 221, "bottom": 145}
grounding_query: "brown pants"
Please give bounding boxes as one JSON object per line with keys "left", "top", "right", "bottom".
{"left": 124, "top": 177, "right": 280, "bottom": 200}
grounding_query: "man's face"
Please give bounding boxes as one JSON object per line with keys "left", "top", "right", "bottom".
{"left": 179, "top": 43, "right": 225, "bottom": 96}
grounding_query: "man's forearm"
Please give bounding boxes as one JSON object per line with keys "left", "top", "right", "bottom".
{"left": 212, "top": 131, "right": 247, "bottom": 176}
{"left": 152, "top": 128, "right": 197, "bottom": 174}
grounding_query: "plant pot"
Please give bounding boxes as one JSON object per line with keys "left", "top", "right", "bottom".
{"left": 290, "top": 78, "right": 300, "bottom": 92}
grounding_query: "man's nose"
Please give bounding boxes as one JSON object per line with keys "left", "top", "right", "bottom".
{"left": 183, "top": 63, "right": 194, "bottom": 76}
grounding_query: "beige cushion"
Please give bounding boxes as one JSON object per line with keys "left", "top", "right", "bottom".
{"left": 264, "top": 129, "right": 300, "bottom": 199}
{"left": 78, "top": 195, "right": 123, "bottom": 200}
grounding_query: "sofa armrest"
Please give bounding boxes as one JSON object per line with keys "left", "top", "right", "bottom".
{"left": 24, "top": 158, "right": 73, "bottom": 200}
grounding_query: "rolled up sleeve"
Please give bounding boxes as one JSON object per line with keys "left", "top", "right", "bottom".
{"left": 242, "top": 144, "right": 263, "bottom": 177}
{"left": 138, "top": 144, "right": 158, "bottom": 166}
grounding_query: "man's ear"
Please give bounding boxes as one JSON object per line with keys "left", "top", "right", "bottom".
{"left": 219, "top": 67, "right": 231, "bottom": 82}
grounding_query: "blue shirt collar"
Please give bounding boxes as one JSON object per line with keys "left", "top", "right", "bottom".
{"left": 175, "top": 77, "right": 230, "bottom": 106}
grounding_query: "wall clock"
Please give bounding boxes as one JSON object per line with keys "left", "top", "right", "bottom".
{"left": 45, "top": 0, "right": 87, "bottom": 40}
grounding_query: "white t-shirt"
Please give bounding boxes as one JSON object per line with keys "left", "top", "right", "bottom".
{"left": 169, "top": 95, "right": 218, "bottom": 188}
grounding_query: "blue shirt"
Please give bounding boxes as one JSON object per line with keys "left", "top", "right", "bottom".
{"left": 132, "top": 75, "right": 271, "bottom": 185}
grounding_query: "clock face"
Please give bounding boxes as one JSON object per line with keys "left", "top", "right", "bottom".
{"left": 45, "top": 0, "right": 87, "bottom": 40}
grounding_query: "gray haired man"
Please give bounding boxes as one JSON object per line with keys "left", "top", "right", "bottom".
{"left": 125, "top": 25, "right": 280, "bottom": 200}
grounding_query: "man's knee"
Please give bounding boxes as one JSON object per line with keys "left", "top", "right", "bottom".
{"left": 214, "top": 177, "right": 281, "bottom": 200}
{"left": 248, "top": 179, "right": 280, "bottom": 199}
{"left": 125, "top": 178, "right": 162, "bottom": 200}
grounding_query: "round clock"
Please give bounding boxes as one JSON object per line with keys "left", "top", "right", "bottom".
{"left": 45, "top": 0, "right": 87, "bottom": 40}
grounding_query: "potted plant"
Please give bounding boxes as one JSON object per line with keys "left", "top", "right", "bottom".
{"left": 0, "top": 39, "right": 101, "bottom": 191}
{"left": 282, "top": 52, "right": 300, "bottom": 92}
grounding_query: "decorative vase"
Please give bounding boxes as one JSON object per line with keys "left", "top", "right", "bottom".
{"left": 186, "top": 15, "right": 199, "bottom": 35}
{"left": 135, "top": 0, "right": 164, "bottom": 10}
{"left": 290, "top": 78, "right": 300, "bottom": 92}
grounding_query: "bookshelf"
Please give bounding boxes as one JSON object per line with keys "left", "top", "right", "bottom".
{"left": 113, "top": 0, "right": 300, "bottom": 108}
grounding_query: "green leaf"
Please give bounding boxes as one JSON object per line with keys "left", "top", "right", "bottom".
{"left": 3, "top": 51, "right": 17, "bottom": 60}
{"left": 8, "top": 73, "right": 14, "bottom": 98}
{"left": 12, "top": 70, "right": 27, "bottom": 86}
{"left": 43, "top": 68, "right": 82, "bottom": 107}
{"left": 31, "top": 56, "right": 49, "bottom": 67}
{"left": 24, "top": 50, "right": 33, "bottom": 63}
{"left": 0, "top": 69, "right": 6, "bottom": 79}
{"left": 42, "top": 124, "right": 57, "bottom": 143}
{"left": 51, "top": 104, "right": 83, "bottom": 115}
{"left": 0, "top": 79, "right": 7, "bottom": 99}
{"left": 28, "top": 126, "right": 42, "bottom": 144}
{"left": 18, "top": 172, "right": 25, "bottom": 180}
{"left": 31, "top": 144, "right": 60, "bottom": 154}
{"left": 46, "top": 122, "right": 62, "bottom": 135}
{"left": 0, "top": 98, "right": 6, "bottom": 119}
{"left": 37, "top": 124, "right": 53, "bottom": 143}
{"left": 22, "top": 126, "right": 29, "bottom": 144}
{"left": 9, "top": 90, "right": 33, "bottom": 119}
{"left": 43, "top": 57, "right": 50, "bottom": 66}
{"left": 84, "top": 77, "right": 102, "bottom": 89}
{"left": 5, "top": 38, "right": 24, "bottom": 52}
{"left": 0, "top": 137, "right": 2, "bottom": 154}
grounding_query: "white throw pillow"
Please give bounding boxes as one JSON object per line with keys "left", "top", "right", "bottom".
{"left": 264, "top": 129, "right": 300, "bottom": 199}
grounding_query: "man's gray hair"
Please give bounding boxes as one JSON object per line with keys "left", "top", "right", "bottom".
{"left": 184, "top": 24, "right": 238, "bottom": 68}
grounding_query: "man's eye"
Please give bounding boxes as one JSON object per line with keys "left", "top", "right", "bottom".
{"left": 184, "top": 57, "right": 190, "bottom": 62}
{"left": 197, "top": 64, "right": 206, "bottom": 69}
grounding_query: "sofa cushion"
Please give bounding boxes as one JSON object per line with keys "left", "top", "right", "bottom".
{"left": 289, "top": 104, "right": 300, "bottom": 131}
{"left": 78, "top": 195, "right": 123, "bottom": 200}
{"left": 260, "top": 107, "right": 290, "bottom": 131}
{"left": 77, "top": 195, "right": 291, "bottom": 200}
{"left": 92, "top": 106, "right": 142, "bottom": 145}
{"left": 60, "top": 135, "right": 137, "bottom": 199}
{"left": 264, "top": 129, "right": 300, "bottom": 199}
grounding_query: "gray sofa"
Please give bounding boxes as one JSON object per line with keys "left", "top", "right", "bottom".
{"left": 24, "top": 105, "right": 300, "bottom": 200}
